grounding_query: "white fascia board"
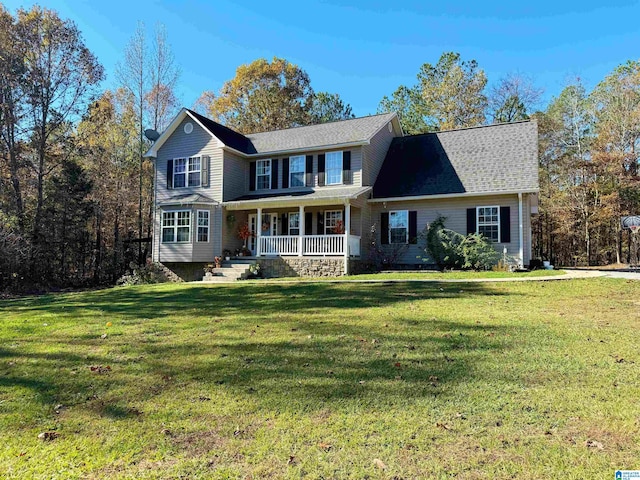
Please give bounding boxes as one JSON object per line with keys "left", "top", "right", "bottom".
{"left": 221, "top": 141, "right": 369, "bottom": 158}
{"left": 368, "top": 189, "right": 540, "bottom": 203}
{"left": 144, "top": 109, "right": 224, "bottom": 158}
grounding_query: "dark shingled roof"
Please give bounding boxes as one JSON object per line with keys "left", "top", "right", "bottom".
{"left": 188, "top": 110, "right": 396, "bottom": 154}
{"left": 245, "top": 113, "right": 396, "bottom": 153}
{"left": 372, "top": 121, "right": 538, "bottom": 198}
{"left": 186, "top": 109, "right": 257, "bottom": 154}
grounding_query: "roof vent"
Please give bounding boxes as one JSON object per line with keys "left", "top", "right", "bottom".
{"left": 184, "top": 122, "right": 193, "bottom": 134}
{"left": 388, "top": 122, "right": 392, "bottom": 133}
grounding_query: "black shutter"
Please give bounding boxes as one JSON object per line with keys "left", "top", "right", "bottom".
{"left": 305, "top": 212, "right": 313, "bottom": 235}
{"left": 271, "top": 159, "right": 279, "bottom": 190}
{"left": 318, "top": 154, "right": 325, "bottom": 186}
{"left": 201, "top": 155, "right": 209, "bottom": 187}
{"left": 467, "top": 208, "right": 476, "bottom": 235}
{"left": 343, "top": 151, "right": 352, "bottom": 185}
{"left": 249, "top": 161, "right": 256, "bottom": 191}
{"left": 167, "top": 159, "right": 173, "bottom": 189}
{"left": 317, "top": 211, "right": 324, "bottom": 235}
{"left": 500, "top": 206, "right": 511, "bottom": 243}
{"left": 408, "top": 211, "right": 417, "bottom": 244}
{"left": 381, "top": 212, "right": 389, "bottom": 245}
{"left": 282, "top": 158, "right": 289, "bottom": 188}
{"left": 305, "top": 155, "right": 313, "bottom": 186}
{"left": 281, "top": 213, "right": 287, "bottom": 235}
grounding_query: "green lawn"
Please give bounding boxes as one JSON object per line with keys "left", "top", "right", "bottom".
{"left": 1, "top": 279, "right": 638, "bottom": 479}
{"left": 262, "top": 269, "right": 566, "bottom": 282}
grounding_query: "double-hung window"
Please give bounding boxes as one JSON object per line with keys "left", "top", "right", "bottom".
{"left": 162, "top": 210, "right": 191, "bottom": 243}
{"left": 389, "top": 210, "right": 408, "bottom": 244}
{"left": 173, "top": 157, "right": 201, "bottom": 188}
{"left": 288, "top": 212, "right": 300, "bottom": 235}
{"left": 197, "top": 210, "right": 209, "bottom": 242}
{"left": 289, "top": 155, "right": 305, "bottom": 187}
{"left": 256, "top": 159, "right": 271, "bottom": 190}
{"left": 477, "top": 206, "right": 500, "bottom": 242}
{"left": 324, "top": 210, "right": 343, "bottom": 234}
{"left": 325, "top": 151, "right": 343, "bottom": 185}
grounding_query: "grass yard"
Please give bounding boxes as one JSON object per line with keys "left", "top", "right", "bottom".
{"left": 262, "top": 269, "right": 566, "bottom": 282}
{"left": 1, "top": 278, "right": 639, "bottom": 479}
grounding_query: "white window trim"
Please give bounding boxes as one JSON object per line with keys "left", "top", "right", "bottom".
{"left": 196, "top": 209, "right": 210, "bottom": 243}
{"left": 389, "top": 210, "right": 409, "bottom": 244}
{"left": 476, "top": 205, "right": 501, "bottom": 243}
{"left": 162, "top": 209, "right": 191, "bottom": 243}
{"left": 325, "top": 151, "right": 343, "bottom": 186}
{"left": 324, "top": 209, "right": 343, "bottom": 235}
{"left": 256, "top": 159, "right": 272, "bottom": 190}
{"left": 289, "top": 155, "right": 305, "bottom": 188}
{"left": 288, "top": 211, "right": 300, "bottom": 235}
{"left": 173, "top": 156, "right": 201, "bottom": 189}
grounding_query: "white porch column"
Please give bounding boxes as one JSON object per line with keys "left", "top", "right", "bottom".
{"left": 298, "top": 205, "right": 304, "bottom": 256}
{"left": 518, "top": 193, "right": 524, "bottom": 268}
{"left": 344, "top": 202, "right": 351, "bottom": 275}
{"left": 256, "top": 207, "right": 262, "bottom": 257}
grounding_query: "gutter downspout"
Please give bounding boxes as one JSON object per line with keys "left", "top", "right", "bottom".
{"left": 518, "top": 192, "right": 524, "bottom": 268}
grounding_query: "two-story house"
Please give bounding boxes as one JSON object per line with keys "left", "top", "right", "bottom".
{"left": 144, "top": 109, "right": 538, "bottom": 280}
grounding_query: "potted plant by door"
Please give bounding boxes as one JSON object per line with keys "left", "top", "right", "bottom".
{"left": 237, "top": 223, "right": 253, "bottom": 251}
{"left": 223, "top": 249, "right": 232, "bottom": 261}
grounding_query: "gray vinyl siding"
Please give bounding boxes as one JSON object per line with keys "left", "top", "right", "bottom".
{"left": 223, "top": 150, "right": 247, "bottom": 201}
{"left": 155, "top": 204, "right": 219, "bottom": 262}
{"left": 362, "top": 121, "right": 398, "bottom": 186}
{"left": 152, "top": 117, "right": 224, "bottom": 263}
{"left": 247, "top": 147, "right": 363, "bottom": 195}
{"left": 155, "top": 117, "right": 223, "bottom": 203}
{"left": 369, "top": 194, "right": 532, "bottom": 265}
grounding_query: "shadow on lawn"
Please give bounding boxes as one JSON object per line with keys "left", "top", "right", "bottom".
{"left": 0, "top": 282, "right": 523, "bottom": 413}
{"left": 1, "top": 281, "right": 512, "bottom": 320}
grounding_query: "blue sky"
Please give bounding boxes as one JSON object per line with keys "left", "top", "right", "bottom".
{"left": 5, "top": 0, "right": 640, "bottom": 117}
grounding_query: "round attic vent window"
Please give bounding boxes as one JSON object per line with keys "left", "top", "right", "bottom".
{"left": 184, "top": 122, "right": 193, "bottom": 134}
{"left": 388, "top": 122, "right": 392, "bottom": 132}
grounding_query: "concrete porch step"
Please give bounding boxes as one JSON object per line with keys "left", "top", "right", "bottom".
{"left": 202, "top": 260, "right": 256, "bottom": 282}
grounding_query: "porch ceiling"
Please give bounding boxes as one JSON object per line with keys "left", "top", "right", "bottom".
{"left": 224, "top": 186, "right": 371, "bottom": 210}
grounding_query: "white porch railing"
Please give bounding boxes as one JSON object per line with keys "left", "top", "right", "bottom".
{"left": 260, "top": 235, "right": 299, "bottom": 255}
{"left": 303, "top": 235, "right": 344, "bottom": 255}
{"left": 258, "top": 234, "right": 361, "bottom": 256}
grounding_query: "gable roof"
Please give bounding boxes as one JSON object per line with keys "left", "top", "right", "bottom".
{"left": 372, "top": 121, "right": 538, "bottom": 199}
{"left": 244, "top": 113, "right": 397, "bottom": 153}
{"left": 144, "top": 109, "right": 399, "bottom": 158}
{"left": 186, "top": 109, "right": 256, "bottom": 154}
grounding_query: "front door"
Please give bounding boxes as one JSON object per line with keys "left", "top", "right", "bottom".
{"left": 248, "top": 213, "right": 278, "bottom": 255}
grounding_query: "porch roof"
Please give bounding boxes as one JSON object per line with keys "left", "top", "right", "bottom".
{"left": 158, "top": 193, "right": 219, "bottom": 206}
{"left": 223, "top": 186, "right": 371, "bottom": 210}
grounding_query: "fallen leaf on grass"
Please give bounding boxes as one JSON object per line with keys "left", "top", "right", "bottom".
{"left": 287, "top": 455, "right": 297, "bottom": 465}
{"left": 436, "top": 423, "right": 450, "bottom": 430}
{"left": 38, "top": 431, "right": 59, "bottom": 441}
{"left": 372, "top": 458, "right": 387, "bottom": 470}
{"left": 317, "top": 442, "right": 332, "bottom": 451}
{"left": 89, "top": 365, "right": 111, "bottom": 374}
{"left": 585, "top": 440, "right": 604, "bottom": 450}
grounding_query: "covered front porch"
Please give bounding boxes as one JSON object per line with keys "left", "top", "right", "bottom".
{"left": 223, "top": 187, "right": 370, "bottom": 273}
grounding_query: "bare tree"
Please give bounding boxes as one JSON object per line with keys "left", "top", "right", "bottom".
{"left": 488, "top": 73, "right": 543, "bottom": 123}
{"left": 146, "top": 23, "right": 180, "bottom": 132}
